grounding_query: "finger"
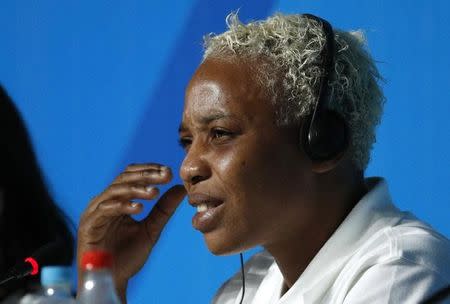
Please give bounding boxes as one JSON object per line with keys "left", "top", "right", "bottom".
{"left": 97, "top": 200, "right": 143, "bottom": 217}
{"left": 112, "top": 167, "right": 172, "bottom": 185}
{"left": 79, "top": 200, "right": 142, "bottom": 242}
{"left": 124, "top": 163, "right": 169, "bottom": 173}
{"left": 87, "top": 184, "right": 160, "bottom": 213}
{"left": 143, "top": 185, "right": 186, "bottom": 244}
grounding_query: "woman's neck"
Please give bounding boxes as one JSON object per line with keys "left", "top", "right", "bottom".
{"left": 265, "top": 175, "right": 367, "bottom": 292}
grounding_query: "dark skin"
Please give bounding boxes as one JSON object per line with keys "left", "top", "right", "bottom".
{"left": 77, "top": 58, "right": 367, "bottom": 302}
{"left": 77, "top": 165, "right": 186, "bottom": 302}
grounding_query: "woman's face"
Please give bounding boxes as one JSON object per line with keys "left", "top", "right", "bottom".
{"left": 179, "top": 58, "right": 315, "bottom": 255}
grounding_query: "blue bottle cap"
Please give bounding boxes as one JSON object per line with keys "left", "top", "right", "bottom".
{"left": 41, "top": 266, "right": 72, "bottom": 286}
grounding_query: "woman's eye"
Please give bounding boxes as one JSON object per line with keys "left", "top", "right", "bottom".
{"left": 212, "top": 129, "right": 233, "bottom": 140}
{"left": 178, "top": 138, "right": 192, "bottom": 149}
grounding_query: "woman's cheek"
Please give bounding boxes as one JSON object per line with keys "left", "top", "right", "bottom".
{"left": 212, "top": 146, "right": 246, "bottom": 184}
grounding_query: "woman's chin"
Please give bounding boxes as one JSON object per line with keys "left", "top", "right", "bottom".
{"left": 203, "top": 231, "right": 250, "bottom": 256}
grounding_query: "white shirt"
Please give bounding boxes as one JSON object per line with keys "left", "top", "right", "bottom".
{"left": 212, "top": 178, "right": 450, "bottom": 303}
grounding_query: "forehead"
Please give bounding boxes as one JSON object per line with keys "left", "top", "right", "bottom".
{"left": 182, "top": 58, "right": 274, "bottom": 126}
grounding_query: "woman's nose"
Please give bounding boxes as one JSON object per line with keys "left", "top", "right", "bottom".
{"left": 180, "top": 143, "right": 211, "bottom": 186}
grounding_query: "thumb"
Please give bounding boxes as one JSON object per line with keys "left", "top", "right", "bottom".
{"left": 143, "top": 185, "right": 186, "bottom": 244}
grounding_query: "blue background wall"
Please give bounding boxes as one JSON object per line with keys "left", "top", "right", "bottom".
{"left": 1, "top": 0, "right": 449, "bottom": 302}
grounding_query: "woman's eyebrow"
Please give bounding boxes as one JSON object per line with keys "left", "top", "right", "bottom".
{"left": 178, "top": 123, "right": 188, "bottom": 133}
{"left": 178, "top": 112, "right": 235, "bottom": 133}
{"left": 199, "top": 112, "right": 232, "bottom": 124}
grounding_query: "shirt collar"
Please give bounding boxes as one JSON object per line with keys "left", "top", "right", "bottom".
{"left": 278, "top": 177, "right": 400, "bottom": 301}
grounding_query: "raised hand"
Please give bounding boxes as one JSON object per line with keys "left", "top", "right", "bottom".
{"left": 77, "top": 163, "right": 186, "bottom": 302}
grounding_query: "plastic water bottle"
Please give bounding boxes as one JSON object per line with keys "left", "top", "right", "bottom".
{"left": 77, "top": 250, "right": 121, "bottom": 304}
{"left": 38, "top": 266, "right": 76, "bottom": 303}
{"left": 20, "top": 265, "right": 75, "bottom": 304}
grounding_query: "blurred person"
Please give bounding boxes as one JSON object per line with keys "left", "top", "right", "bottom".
{"left": 77, "top": 13, "right": 450, "bottom": 303}
{"left": 0, "top": 85, "right": 74, "bottom": 302}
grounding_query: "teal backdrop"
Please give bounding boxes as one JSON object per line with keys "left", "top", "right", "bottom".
{"left": 1, "top": 0, "right": 449, "bottom": 302}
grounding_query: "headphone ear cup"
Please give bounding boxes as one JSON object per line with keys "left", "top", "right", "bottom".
{"left": 301, "top": 110, "right": 349, "bottom": 162}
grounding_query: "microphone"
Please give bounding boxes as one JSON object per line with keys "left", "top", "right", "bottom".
{"left": 0, "top": 240, "right": 65, "bottom": 287}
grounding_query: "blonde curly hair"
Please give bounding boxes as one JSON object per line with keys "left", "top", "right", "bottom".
{"left": 203, "top": 12, "right": 385, "bottom": 170}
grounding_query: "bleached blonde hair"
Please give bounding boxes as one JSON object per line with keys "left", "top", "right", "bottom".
{"left": 203, "top": 12, "right": 385, "bottom": 170}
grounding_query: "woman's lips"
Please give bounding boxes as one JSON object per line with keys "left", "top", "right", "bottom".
{"left": 192, "top": 202, "right": 225, "bottom": 233}
{"left": 188, "top": 194, "right": 225, "bottom": 233}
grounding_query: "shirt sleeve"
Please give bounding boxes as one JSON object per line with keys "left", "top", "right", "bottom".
{"left": 343, "top": 257, "right": 450, "bottom": 304}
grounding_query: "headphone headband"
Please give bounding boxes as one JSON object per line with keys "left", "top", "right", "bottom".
{"left": 301, "top": 14, "right": 335, "bottom": 114}
{"left": 300, "top": 14, "right": 349, "bottom": 162}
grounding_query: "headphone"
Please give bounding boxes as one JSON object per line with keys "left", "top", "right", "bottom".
{"left": 300, "top": 14, "right": 349, "bottom": 162}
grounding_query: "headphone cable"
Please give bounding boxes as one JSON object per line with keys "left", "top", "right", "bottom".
{"left": 239, "top": 253, "right": 245, "bottom": 304}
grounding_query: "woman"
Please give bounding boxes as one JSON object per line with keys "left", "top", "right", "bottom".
{"left": 76, "top": 13, "right": 450, "bottom": 303}
{"left": 0, "top": 85, "right": 74, "bottom": 301}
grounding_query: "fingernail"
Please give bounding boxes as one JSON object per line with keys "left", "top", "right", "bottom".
{"left": 131, "top": 202, "right": 140, "bottom": 208}
{"left": 145, "top": 186, "right": 155, "bottom": 193}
